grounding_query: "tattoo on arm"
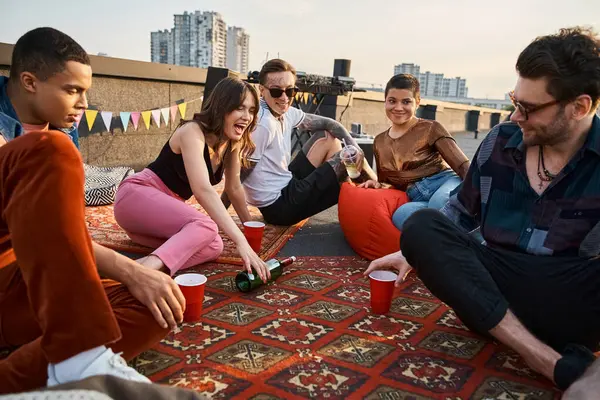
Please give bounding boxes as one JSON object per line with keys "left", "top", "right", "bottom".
{"left": 326, "top": 150, "right": 349, "bottom": 181}
{"left": 324, "top": 150, "right": 375, "bottom": 183}
{"left": 299, "top": 126, "right": 377, "bottom": 183}
{"left": 296, "top": 114, "right": 378, "bottom": 180}
{"left": 297, "top": 114, "right": 357, "bottom": 147}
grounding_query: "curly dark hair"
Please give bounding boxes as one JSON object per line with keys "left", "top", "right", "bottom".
{"left": 516, "top": 26, "right": 600, "bottom": 110}
{"left": 385, "top": 74, "right": 421, "bottom": 101}
{"left": 10, "top": 27, "right": 90, "bottom": 81}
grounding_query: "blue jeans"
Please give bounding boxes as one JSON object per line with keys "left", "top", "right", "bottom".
{"left": 392, "top": 170, "right": 461, "bottom": 230}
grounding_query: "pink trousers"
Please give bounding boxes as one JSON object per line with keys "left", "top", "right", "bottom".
{"left": 114, "top": 169, "right": 223, "bottom": 275}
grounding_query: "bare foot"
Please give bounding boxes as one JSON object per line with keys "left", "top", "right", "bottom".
{"left": 563, "top": 357, "right": 600, "bottom": 399}
{"left": 136, "top": 255, "right": 169, "bottom": 273}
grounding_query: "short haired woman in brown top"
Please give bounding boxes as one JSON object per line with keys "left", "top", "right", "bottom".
{"left": 359, "top": 74, "right": 470, "bottom": 229}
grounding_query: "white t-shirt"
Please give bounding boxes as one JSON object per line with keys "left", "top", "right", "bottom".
{"left": 243, "top": 101, "right": 306, "bottom": 207}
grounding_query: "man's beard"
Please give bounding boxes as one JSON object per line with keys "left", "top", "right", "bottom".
{"left": 522, "top": 108, "right": 571, "bottom": 147}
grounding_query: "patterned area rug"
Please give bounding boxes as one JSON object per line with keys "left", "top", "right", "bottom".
{"left": 85, "top": 186, "right": 307, "bottom": 265}
{"left": 130, "top": 256, "right": 560, "bottom": 399}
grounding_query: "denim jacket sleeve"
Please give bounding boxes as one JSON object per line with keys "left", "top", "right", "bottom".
{"left": 59, "top": 125, "right": 80, "bottom": 149}
{"left": 0, "top": 113, "right": 22, "bottom": 144}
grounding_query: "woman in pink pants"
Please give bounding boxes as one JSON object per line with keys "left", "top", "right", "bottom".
{"left": 114, "top": 77, "right": 269, "bottom": 281}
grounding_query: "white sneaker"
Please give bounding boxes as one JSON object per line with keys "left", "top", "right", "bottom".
{"left": 47, "top": 348, "right": 151, "bottom": 386}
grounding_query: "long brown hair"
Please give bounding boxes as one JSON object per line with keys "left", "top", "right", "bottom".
{"left": 179, "top": 76, "right": 259, "bottom": 168}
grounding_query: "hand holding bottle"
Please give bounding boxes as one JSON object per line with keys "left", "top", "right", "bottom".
{"left": 237, "top": 242, "right": 270, "bottom": 282}
{"left": 236, "top": 256, "right": 297, "bottom": 292}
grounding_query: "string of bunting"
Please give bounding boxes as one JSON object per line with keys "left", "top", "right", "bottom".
{"left": 79, "top": 96, "right": 203, "bottom": 133}
{"left": 80, "top": 93, "right": 315, "bottom": 133}
{"left": 295, "top": 92, "right": 311, "bottom": 104}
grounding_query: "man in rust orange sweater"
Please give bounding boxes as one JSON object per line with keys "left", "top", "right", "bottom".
{"left": 0, "top": 27, "right": 185, "bottom": 393}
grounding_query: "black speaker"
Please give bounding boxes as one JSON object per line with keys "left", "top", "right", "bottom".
{"left": 203, "top": 67, "right": 231, "bottom": 108}
{"left": 333, "top": 59, "right": 351, "bottom": 77}
{"left": 418, "top": 104, "right": 437, "bottom": 120}
{"left": 305, "top": 95, "right": 337, "bottom": 120}
{"left": 466, "top": 110, "right": 480, "bottom": 131}
{"left": 490, "top": 112, "right": 501, "bottom": 128}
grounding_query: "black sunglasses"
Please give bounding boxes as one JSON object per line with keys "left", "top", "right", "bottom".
{"left": 266, "top": 86, "right": 299, "bottom": 99}
{"left": 509, "top": 91, "right": 562, "bottom": 121}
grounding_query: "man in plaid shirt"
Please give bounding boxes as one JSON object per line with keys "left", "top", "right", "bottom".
{"left": 366, "top": 27, "right": 600, "bottom": 392}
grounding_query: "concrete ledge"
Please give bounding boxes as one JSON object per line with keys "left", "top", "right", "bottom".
{"left": 0, "top": 40, "right": 513, "bottom": 167}
{"left": 340, "top": 90, "right": 510, "bottom": 115}
{"left": 0, "top": 42, "right": 207, "bottom": 84}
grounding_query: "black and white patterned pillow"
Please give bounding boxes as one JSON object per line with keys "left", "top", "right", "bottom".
{"left": 84, "top": 164, "right": 134, "bottom": 206}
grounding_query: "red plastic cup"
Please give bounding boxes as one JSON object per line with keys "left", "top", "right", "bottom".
{"left": 243, "top": 221, "right": 265, "bottom": 253}
{"left": 369, "top": 270, "right": 398, "bottom": 314}
{"left": 174, "top": 273, "right": 207, "bottom": 322}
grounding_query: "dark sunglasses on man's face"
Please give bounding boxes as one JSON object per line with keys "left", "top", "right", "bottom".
{"left": 266, "top": 87, "right": 299, "bottom": 99}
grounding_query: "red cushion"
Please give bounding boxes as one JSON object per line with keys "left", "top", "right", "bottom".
{"left": 338, "top": 182, "right": 409, "bottom": 260}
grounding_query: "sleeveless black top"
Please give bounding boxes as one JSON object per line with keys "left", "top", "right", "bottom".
{"left": 147, "top": 139, "right": 228, "bottom": 200}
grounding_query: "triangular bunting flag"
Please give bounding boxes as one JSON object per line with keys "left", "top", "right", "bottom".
{"left": 120, "top": 112, "right": 131, "bottom": 132}
{"left": 151, "top": 109, "right": 161, "bottom": 128}
{"left": 131, "top": 112, "right": 141, "bottom": 130}
{"left": 100, "top": 111, "right": 113, "bottom": 132}
{"left": 170, "top": 105, "right": 178, "bottom": 123}
{"left": 160, "top": 107, "right": 170, "bottom": 125}
{"left": 304, "top": 92, "right": 310, "bottom": 103}
{"left": 141, "top": 111, "right": 152, "bottom": 130}
{"left": 84, "top": 110, "right": 98, "bottom": 131}
{"left": 178, "top": 103, "right": 187, "bottom": 120}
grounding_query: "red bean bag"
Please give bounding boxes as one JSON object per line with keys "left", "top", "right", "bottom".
{"left": 338, "top": 182, "right": 409, "bottom": 260}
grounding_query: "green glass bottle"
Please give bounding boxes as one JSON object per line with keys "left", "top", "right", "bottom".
{"left": 235, "top": 256, "right": 296, "bottom": 292}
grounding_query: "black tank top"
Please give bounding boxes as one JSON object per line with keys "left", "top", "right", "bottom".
{"left": 147, "top": 139, "right": 228, "bottom": 200}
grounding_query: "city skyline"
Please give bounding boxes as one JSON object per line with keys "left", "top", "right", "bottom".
{"left": 152, "top": 11, "right": 228, "bottom": 69}
{"left": 227, "top": 26, "right": 250, "bottom": 74}
{"left": 0, "top": 0, "right": 598, "bottom": 98}
{"left": 394, "top": 63, "right": 468, "bottom": 98}
{"left": 151, "top": 11, "right": 250, "bottom": 73}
